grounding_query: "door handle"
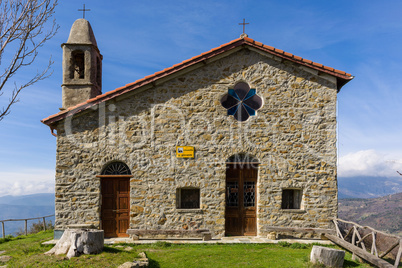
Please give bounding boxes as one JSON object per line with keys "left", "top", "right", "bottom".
{"left": 112, "top": 210, "right": 120, "bottom": 212}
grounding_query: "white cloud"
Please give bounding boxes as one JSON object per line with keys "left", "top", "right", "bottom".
{"left": 338, "top": 149, "right": 402, "bottom": 177}
{"left": 0, "top": 169, "right": 54, "bottom": 197}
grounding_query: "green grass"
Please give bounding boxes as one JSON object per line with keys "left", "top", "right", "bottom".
{"left": 0, "top": 231, "right": 373, "bottom": 267}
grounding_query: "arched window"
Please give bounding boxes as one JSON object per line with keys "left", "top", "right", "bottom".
{"left": 101, "top": 162, "right": 131, "bottom": 175}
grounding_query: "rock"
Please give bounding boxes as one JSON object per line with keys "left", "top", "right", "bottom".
{"left": 202, "top": 232, "right": 212, "bottom": 241}
{"left": 136, "top": 252, "right": 149, "bottom": 267}
{"left": 0, "top": 251, "right": 5, "bottom": 255}
{"left": 131, "top": 234, "right": 139, "bottom": 241}
{"left": 45, "top": 229, "right": 104, "bottom": 259}
{"left": 310, "top": 245, "right": 345, "bottom": 267}
{"left": 0, "top": 255, "right": 11, "bottom": 262}
{"left": 118, "top": 262, "right": 139, "bottom": 268}
{"left": 136, "top": 258, "right": 149, "bottom": 267}
{"left": 267, "top": 232, "right": 277, "bottom": 240}
{"left": 118, "top": 252, "right": 149, "bottom": 268}
{"left": 124, "top": 246, "right": 133, "bottom": 251}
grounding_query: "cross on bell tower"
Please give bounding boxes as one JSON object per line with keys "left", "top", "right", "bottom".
{"left": 78, "top": 4, "right": 90, "bottom": 19}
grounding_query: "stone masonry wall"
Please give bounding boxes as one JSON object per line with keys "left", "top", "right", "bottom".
{"left": 54, "top": 48, "right": 338, "bottom": 238}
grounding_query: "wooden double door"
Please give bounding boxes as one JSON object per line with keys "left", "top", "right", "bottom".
{"left": 225, "top": 164, "right": 257, "bottom": 236}
{"left": 101, "top": 178, "right": 130, "bottom": 237}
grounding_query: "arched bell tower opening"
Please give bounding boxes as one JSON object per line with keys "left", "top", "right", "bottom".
{"left": 61, "top": 18, "right": 102, "bottom": 109}
{"left": 70, "top": 50, "right": 85, "bottom": 79}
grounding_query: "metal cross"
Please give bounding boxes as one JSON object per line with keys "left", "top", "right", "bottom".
{"left": 239, "top": 18, "right": 249, "bottom": 34}
{"left": 78, "top": 4, "right": 91, "bottom": 19}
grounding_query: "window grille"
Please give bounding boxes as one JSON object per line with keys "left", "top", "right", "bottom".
{"left": 226, "top": 182, "right": 239, "bottom": 207}
{"left": 243, "top": 182, "right": 255, "bottom": 207}
{"left": 281, "top": 189, "right": 302, "bottom": 209}
{"left": 177, "top": 188, "right": 200, "bottom": 209}
{"left": 101, "top": 162, "right": 131, "bottom": 175}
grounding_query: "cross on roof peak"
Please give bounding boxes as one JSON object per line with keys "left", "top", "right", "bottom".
{"left": 78, "top": 4, "right": 90, "bottom": 19}
{"left": 239, "top": 18, "right": 249, "bottom": 38}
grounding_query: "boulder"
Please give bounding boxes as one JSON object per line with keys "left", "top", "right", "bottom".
{"left": 118, "top": 262, "right": 139, "bottom": 268}
{"left": 118, "top": 252, "right": 149, "bottom": 268}
{"left": 0, "top": 255, "right": 11, "bottom": 262}
{"left": 310, "top": 245, "right": 345, "bottom": 267}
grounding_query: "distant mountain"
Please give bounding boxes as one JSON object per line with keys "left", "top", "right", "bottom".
{"left": 338, "top": 176, "right": 402, "bottom": 199}
{"left": 338, "top": 192, "right": 402, "bottom": 236}
{"left": 0, "top": 193, "right": 54, "bottom": 206}
{"left": 0, "top": 193, "right": 55, "bottom": 236}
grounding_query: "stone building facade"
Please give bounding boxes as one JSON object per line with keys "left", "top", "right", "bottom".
{"left": 42, "top": 19, "right": 353, "bottom": 239}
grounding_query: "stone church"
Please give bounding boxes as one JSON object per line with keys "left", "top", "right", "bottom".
{"left": 42, "top": 19, "right": 353, "bottom": 239}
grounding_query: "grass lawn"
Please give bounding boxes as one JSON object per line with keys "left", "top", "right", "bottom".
{"left": 0, "top": 231, "right": 374, "bottom": 267}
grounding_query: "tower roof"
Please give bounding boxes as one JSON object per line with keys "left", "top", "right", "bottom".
{"left": 66, "top": 18, "right": 98, "bottom": 46}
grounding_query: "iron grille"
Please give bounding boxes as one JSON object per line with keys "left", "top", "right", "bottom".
{"left": 226, "top": 182, "right": 239, "bottom": 206}
{"left": 101, "top": 162, "right": 131, "bottom": 175}
{"left": 243, "top": 181, "right": 255, "bottom": 207}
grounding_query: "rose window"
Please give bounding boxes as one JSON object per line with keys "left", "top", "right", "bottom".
{"left": 220, "top": 82, "right": 262, "bottom": 121}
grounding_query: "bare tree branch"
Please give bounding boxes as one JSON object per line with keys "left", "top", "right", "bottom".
{"left": 397, "top": 171, "right": 402, "bottom": 176}
{"left": 0, "top": 0, "right": 58, "bottom": 122}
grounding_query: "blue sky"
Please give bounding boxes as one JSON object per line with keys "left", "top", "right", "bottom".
{"left": 1, "top": 0, "right": 402, "bottom": 196}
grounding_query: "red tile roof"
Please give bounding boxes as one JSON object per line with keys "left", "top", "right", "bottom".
{"left": 42, "top": 36, "right": 353, "bottom": 126}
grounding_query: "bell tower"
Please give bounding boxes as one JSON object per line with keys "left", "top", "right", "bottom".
{"left": 61, "top": 19, "right": 102, "bottom": 109}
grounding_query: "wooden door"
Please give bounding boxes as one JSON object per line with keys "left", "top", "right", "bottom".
{"left": 225, "top": 164, "right": 257, "bottom": 236}
{"left": 101, "top": 178, "right": 130, "bottom": 237}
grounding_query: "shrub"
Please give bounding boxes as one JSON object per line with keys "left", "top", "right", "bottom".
{"left": 0, "top": 235, "right": 13, "bottom": 244}
{"left": 16, "top": 220, "right": 54, "bottom": 236}
{"left": 278, "top": 241, "right": 308, "bottom": 249}
{"left": 289, "top": 242, "right": 308, "bottom": 249}
{"left": 278, "top": 241, "right": 291, "bottom": 247}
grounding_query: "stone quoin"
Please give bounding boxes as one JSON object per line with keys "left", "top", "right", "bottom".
{"left": 42, "top": 18, "right": 353, "bottom": 240}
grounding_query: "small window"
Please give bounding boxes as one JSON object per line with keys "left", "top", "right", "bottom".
{"left": 281, "top": 189, "right": 302, "bottom": 209}
{"left": 177, "top": 188, "right": 200, "bottom": 209}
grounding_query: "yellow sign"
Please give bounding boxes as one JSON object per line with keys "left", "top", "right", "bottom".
{"left": 176, "top": 146, "right": 194, "bottom": 158}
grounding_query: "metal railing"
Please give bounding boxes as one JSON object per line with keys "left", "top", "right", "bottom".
{"left": 0, "top": 214, "right": 55, "bottom": 238}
